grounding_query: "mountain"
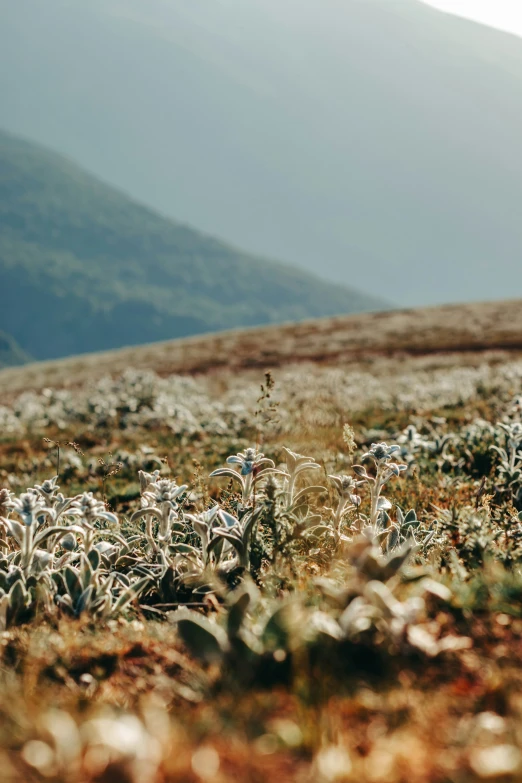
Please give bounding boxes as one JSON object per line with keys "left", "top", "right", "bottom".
{"left": 0, "top": 129, "right": 383, "bottom": 361}
{"left": 1, "top": 0, "right": 522, "bottom": 306}
{"left": 0, "top": 331, "right": 32, "bottom": 369}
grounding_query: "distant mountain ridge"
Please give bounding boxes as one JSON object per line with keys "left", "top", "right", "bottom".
{"left": 0, "top": 129, "right": 383, "bottom": 361}
{"left": 1, "top": 0, "right": 522, "bottom": 304}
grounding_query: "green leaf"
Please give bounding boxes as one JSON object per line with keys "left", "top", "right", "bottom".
{"left": 262, "top": 603, "right": 303, "bottom": 653}
{"left": 6, "top": 520, "right": 24, "bottom": 547}
{"left": 209, "top": 468, "right": 242, "bottom": 482}
{"left": 170, "top": 609, "right": 228, "bottom": 664}
{"left": 305, "top": 525, "right": 335, "bottom": 540}
{"left": 169, "top": 543, "right": 200, "bottom": 556}
{"left": 381, "top": 542, "right": 414, "bottom": 579}
{"left": 34, "top": 525, "right": 83, "bottom": 548}
{"left": 8, "top": 579, "right": 29, "bottom": 617}
{"left": 56, "top": 593, "right": 74, "bottom": 615}
{"left": 7, "top": 567, "right": 24, "bottom": 589}
{"left": 111, "top": 576, "right": 151, "bottom": 614}
{"left": 51, "top": 571, "right": 65, "bottom": 591}
{"left": 115, "top": 555, "right": 141, "bottom": 570}
{"left": 386, "top": 525, "right": 400, "bottom": 552}
{"left": 206, "top": 536, "right": 225, "bottom": 562}
{"left": 87, "top": 548, "right": 101, "bottom": 572}
{"left": 193, "top": 584, "right": 215, "bottom": 595}
{"left": 292, "top": 486, "right": 327, "bottom": 506}
{"left": 76, "top": 585, "right": 95, "bottom": 615}
{"left": 404, "top": 509, "right": 419, "bottom": 527}
{"left": 61, "top": 532, "right": 77, "bottom": 552}
{"left": 80, "top": 554, "right": 94, "bottom": 590}
{"left": 130, "top": 508, "right": 158, "bottom": 524}
{"left": 227, "top": 590, "right": 252, "bottom": 637}
{"left": 212, "top": 531, "right": 243, "bottom": 552}
{"left": 241, "top": 513, "right": 257, "bottom": 547}
{"left": 64, "top": 566, "right": 82, "bottom": 603}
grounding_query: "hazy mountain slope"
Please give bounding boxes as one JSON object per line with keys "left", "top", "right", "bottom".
{"left": 0, "top": 331, "right": 32, "bottom": 369}
{"left": 1, "top": 0, "right": 522, "bottom": 305}
{"left": 0, "top": 129, "right": 382, "bottom": 361}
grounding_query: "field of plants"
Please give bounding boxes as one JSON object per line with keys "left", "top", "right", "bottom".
{"left": 2, "top": 344, "right": 522, "bottom": 782}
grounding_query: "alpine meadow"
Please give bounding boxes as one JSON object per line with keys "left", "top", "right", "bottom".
{"left": 0, "top": 304, "right": 522, "bottom": 781}
{"left": 1, "top": 1, "right": 522, "bottom": 782}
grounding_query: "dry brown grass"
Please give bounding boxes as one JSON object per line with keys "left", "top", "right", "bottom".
{"left": 1, "top": 300, "right": 521, "bottom": 397}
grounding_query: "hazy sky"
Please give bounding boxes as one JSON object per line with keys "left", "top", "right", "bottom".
{"left": 422, "top": 0, "right": 522, "bottom": 37}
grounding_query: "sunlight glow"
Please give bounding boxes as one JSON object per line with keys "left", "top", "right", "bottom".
{"left": 421, "top": 0, "right": 522, "bottom": 39}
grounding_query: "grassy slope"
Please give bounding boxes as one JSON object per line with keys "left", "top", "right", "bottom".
{"left": 0, "top": 129, "right": 383, "bottom": 361}
{"left": 1, "top": 299, "right": 521, "bottom": 397}
{"left": 2, "top": 316, "right": 522, "bottom": 781}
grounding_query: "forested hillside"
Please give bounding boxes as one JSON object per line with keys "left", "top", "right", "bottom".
{"left": 0, "top": 129, "right": 382, "bottom": 360}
